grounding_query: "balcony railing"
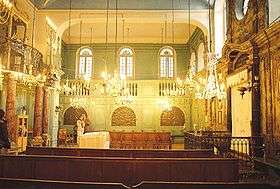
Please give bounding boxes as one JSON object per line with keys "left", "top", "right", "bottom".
{"left": 0, "top": 36, "right": 44, "bottom": 76}
{"left": 60, "top": 79, "right": 190, "bottom": 97}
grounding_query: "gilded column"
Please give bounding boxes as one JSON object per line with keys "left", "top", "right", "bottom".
{"left": 33, "top": 84, "right": 44, "bottom": 145}
{"left": 42, "top": 87, "right": 49, "bottom": 146}
{"left": 5, "top": 73, "right": 17, "bottom": 145}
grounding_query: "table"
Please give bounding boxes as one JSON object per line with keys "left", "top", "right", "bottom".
{"left": 78, "top": 131, "right": 110, "bottom": 149}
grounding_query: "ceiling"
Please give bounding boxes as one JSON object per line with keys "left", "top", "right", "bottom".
{"left": 62, "top": 22, "right": 197, "bottom": 44}
{"left": 30, "top": 0, "right": 216, "bottom": 10}
{"left": 44, "top": 10, "right": 206, "bottom": 44}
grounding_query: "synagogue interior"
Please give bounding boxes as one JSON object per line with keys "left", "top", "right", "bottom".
{"left": 0, "top": 0, "right": 280, "bottom": 188}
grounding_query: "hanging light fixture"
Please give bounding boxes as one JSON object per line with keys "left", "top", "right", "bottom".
{"left": 181, "top": 0, "right": 226, "bottom": 100}
{"left": 0, "top": 0, "right": 13, "bottom": 25}
{"left": 194, "top": 0, "right": 226, "bottom": 100}
{"left": 99, "top": 0, "right": 133, "bottom": 104}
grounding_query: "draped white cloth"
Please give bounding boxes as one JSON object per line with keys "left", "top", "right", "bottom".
{"left": 78, "top": 131, "right": 110, "bottom": 149}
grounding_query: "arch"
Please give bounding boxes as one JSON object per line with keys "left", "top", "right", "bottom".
{"left": 159, "top": 46, "right": 176, "bottom": 78}
{"left": 197, "top": 43, "right": 205, "bottom": 72}
{"left": 63, "top": 106, "right": 87, "bottom": 125}
{"left": 160, "top": 106, "right": 185, "bottom": 126}
{"left": 111, "top": 107, "right": 136, "bottom": 126}
{"left": 119, "top": 47, "right": 134, "bottom": 78}
{"left": 76, "top": 46, "right": 93, "bottom": 79}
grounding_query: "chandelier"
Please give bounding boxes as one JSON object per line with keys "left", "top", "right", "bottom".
{"left": 0, "top": 0, "right": 12, "bottom": 25}
{"left": 195, "top": 53, "right": 226, "bottom": 99}
{"left": 100, "top": 0, "right": 133, "bottom": 104}
{"left": 179, "top": 0, "right": 226, "bottom": 100}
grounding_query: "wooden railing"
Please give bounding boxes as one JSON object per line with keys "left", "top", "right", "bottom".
{"left": 184, "top": 131, "right": 264, "bottom": 170}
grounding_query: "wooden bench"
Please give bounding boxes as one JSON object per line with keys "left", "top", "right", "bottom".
{"left": 133, "top": 181, "right": 279, "bottom": 189}
{"left": 0, "top": 155, "right": 239, "bottom": 186}
{"left": 26, "top": 147, "right": 214, "bottom": 158}
{"left": 0, "top": 178, "right": 128, "bottom": 189}
{"left": 0, "top": 178, "right": 278, "bottom": 189}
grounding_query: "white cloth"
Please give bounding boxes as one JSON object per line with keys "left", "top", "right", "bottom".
{"left": 78, "top": 131, "right": 110, "bottom": 149}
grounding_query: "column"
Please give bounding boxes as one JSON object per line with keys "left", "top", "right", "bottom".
{"left": 5, "top": 73, "right": 17, "bottom": 145}
{"left": 42, "top": 87, "right": 49, "bottom": 146}
{"left": 48, "top": 88, "right": 60, "bottom": 147}
{"left": 33, "top": 84, "right": 44, "bottom": 146}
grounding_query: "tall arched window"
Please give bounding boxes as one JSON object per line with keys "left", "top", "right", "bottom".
{"left": 78, "top": 48, "right": 93, "bottom": 78}
{"left": 160, "top": 47, "right": 175, "bottom": 78}
{"left": 119, "top": 47, "right": 133, "bottom": 78}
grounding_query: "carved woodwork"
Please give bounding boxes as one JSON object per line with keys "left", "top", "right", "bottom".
{"left": 63, "top": 106, "right": 87, "bottom": 125}
{"left": 110, "top": 132, "right": 171, "bottom": 149}
{"left": 111, "top": 107, "right": 136, "bottom": 127}
{"left": 160, "top": 106, "right": 185, "bottom": 126}
{"left": 227, "top": 0, "right": 266, "bottom": 44}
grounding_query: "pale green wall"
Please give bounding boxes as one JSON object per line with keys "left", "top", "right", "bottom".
{"left": 62, "top": 43, "right": 189, "bottom": 80}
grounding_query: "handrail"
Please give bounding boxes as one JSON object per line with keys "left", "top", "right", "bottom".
{"left": 0, "top": 34, "right": 44, "bottom": 76}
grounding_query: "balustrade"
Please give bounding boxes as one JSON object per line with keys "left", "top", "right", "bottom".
{"left": 60, "top": 79, "right": 190, "bottom": 97}
{"left": 1, "top": 37, "right": 44, "bottom": 76}
{"left": 184, "top": 131, "right": 264, "bottom": 170}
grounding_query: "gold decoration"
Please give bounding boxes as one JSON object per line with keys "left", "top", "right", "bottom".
{"left": 160, "top": 106, "right": 185, "bottom": 126}
{"left": 111, "top": 107, "right": 136, "bottom": 126}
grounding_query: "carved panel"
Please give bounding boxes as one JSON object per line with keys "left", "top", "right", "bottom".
{"left": 63, "top": 107, "right": 87, "bottom": 125}
{"left": 111, "top": 107, "right": 136, "bottom": 127}
{"left": 160, "top": 106, "right": 185, "bottom": 126}
{"left": 227, "top": 0, "right": 266, "bottom": 44}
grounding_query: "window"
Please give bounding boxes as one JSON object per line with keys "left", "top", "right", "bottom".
{"left": 78, "top": 48, "right": 93, "bottom": 78}
{"left": 160, "top": 47, "right": 175, "bottom": 78}
{"left": 119, "top": 47, "right": 133, "bottom": 78}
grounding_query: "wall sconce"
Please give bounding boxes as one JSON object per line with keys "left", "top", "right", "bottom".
{"left": 237, "top": 76, "right": 259, "bottom": 98}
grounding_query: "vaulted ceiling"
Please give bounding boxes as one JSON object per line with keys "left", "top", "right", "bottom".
{"left": 30, "top": 0, "right": 212, "bottom": 44}
{"left": 30, "top": 0, "right": 216, "bottom": 10}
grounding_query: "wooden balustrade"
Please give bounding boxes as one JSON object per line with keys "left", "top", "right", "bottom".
{"left": 110, "top": 132, "right": 171, "bottom": 149}
{"left": 184, "top": 132, "right": 264, "bottom": 170}
{"left": 0, "top": 155, "right": 239, "bottom": 186}
{"left": 26, "top": 147, "right": 214, "bottom": 158}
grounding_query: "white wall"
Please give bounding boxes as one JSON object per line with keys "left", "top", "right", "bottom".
{"left": 269, "top": 0, "right": 280, "bottom": 24}
{"left": 214, "top": 0, "right": 227, "bottom": 58}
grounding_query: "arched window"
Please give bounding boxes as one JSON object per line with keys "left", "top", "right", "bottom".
{"left": 119, "top": 47, "right": 133, "bottom": 78}
{"left": 78, "top": 48, "right": 93, "bottom": 78}
{"left": 197, "top": 43, "right": 205, "bottom": 72}
{"left": 160, "top": 47, "right": 175, "bottom": 78}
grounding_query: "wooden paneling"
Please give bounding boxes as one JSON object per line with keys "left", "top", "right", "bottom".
{"left": 0, "top": 178, "right": 277, "bottom": 189}
{"left": 26, "top": 147, "right": 214, "bottom": 158}
{"left": 109, "top": 132, "right": 171, "bottom": 149}
{"left": 0, "top": 155, "right": 239, "bottom": 186}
